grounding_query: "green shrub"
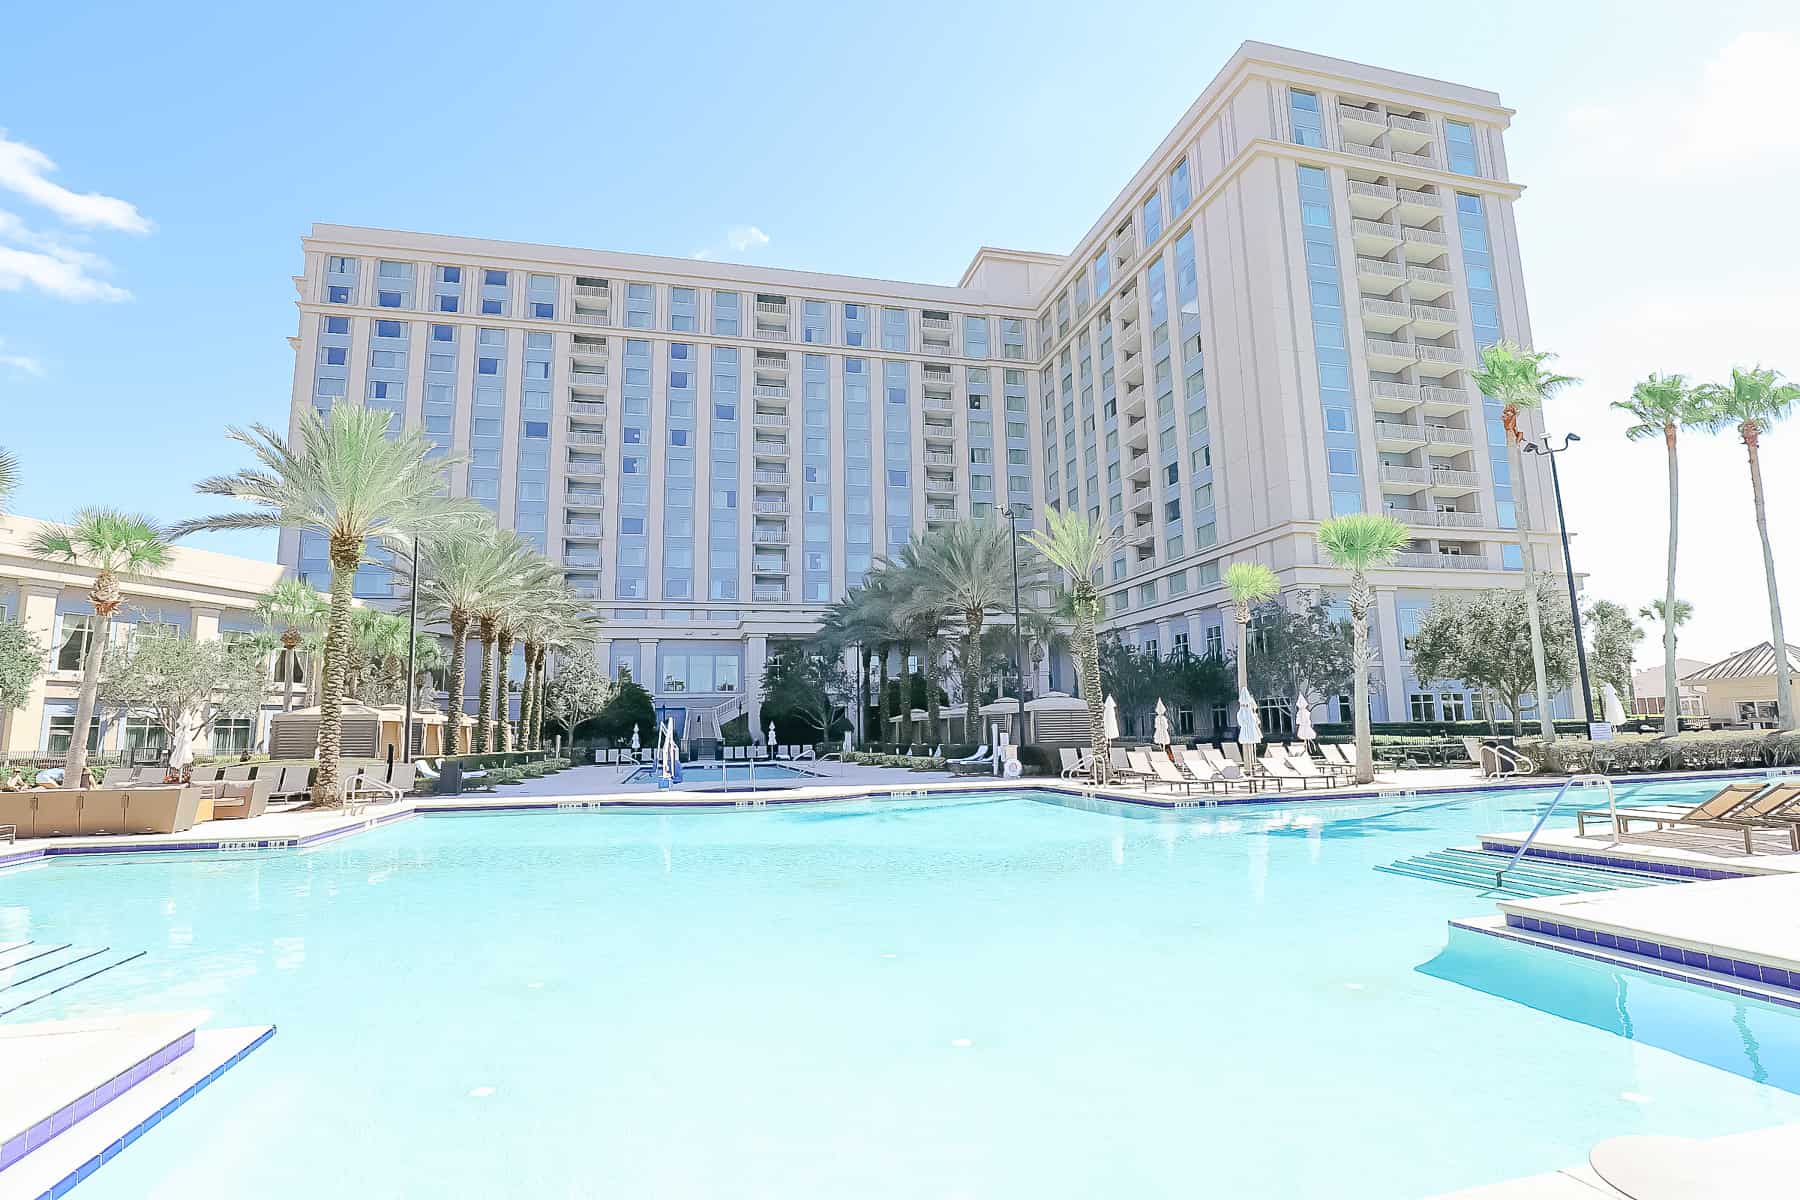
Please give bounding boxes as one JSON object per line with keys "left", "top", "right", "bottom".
{"left": 1516, "top": 730, "right": 1800, "bottom": 775}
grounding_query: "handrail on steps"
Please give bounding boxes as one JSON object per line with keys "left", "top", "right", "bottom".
{"left": 1494, "top": 772, "right": 1614, "bottom": 889}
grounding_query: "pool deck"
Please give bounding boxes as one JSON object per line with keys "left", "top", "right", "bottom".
{"left": 1432, "top": 1120, "right": 1800, "bottom": 1197}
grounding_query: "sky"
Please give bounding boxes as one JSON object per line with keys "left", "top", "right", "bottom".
{"left": 2, "top": 0, "right": 1797, "bottom": 670}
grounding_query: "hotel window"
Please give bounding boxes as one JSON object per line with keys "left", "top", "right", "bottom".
{"left": 670, "top": 286, "right": 698, "bottom": 332}
{"left": 54, "top": 615, "right": 95, "bottom": 672}
{"left": 527, "top": 274, "right": 556, "bottom": 319}
{"left": 211, "top": 717, "right": 255, "bottom": 756}
{"left": 1445, "top": 120, "right": 1479, "bottom": 175}
{"left": 1141, "top": 191, "right": 1163, "bottom": 245}
{"left": 1409, "top": 693, "right": 1437, "bottom": 723}
{"left": 880, "top": 308, "right": 909, "bottom": 351}
{"left": 712, "top": 291, "right": 740, "bottom": 335}
{"left": 44, "top": 712, "right": 102, "bottom": 756}
{"left": 962, "top": 315, "right": 990, "bottom": 359}
{"left": 1092, "top": 249, "right": 1109, "bottom": 298}
{"left": 802, "top": 300, "right": 829, "bottom": 344}
{"left": 1001, "top": 318, "right": 1026, "bottom": 360}
{"left": 1169, "top": 158, "right": 1192, "bottom": 216}
{"left": 478, "top": 269, "right": 510, "bottom": 316}
{"left": 843, "top": 302, "right": 868, "bottom": 347}
{"left": 1289, "top": 89, "right": 1323, "bottom": 147}
{"left": 625, "top": 283, "right": 654, "bottom": 329}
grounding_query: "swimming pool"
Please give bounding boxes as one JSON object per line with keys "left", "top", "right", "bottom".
{"left": 618, "top": 762, "right": 818, "bottom": 787}
{"left": 8, "top": 779, "right": 1800, "bottom": 1198}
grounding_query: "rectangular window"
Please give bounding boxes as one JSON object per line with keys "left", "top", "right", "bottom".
{"left": 1169, "top": 158, "right": 1192, "bottom": 216}
{"left": 1445, "top": 120, "right": 1479, "bottom": 175}
{"left": 1289, "top": 89, "right": 1323, "bottom": 147}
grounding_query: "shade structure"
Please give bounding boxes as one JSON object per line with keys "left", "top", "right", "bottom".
{"left": 1601, "top": 683, "right": 1627, "bottom": 726}
{"left": 1235, "top": 688, "right": 1262, "bottom": 751}
{"left": 1294, "top": 696, "right": 1317, "bottom": 743}
{"left": 1152, "top": 698, "right": 1171, "bottom": 747}
{"left": 1103, "top": 695, "right": 1120, "bottom": 740}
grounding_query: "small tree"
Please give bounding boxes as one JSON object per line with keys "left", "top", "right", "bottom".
{"left": 1098, "top": 638, "right": 1161, "bottom": 736}
{"left": 0, "top": 619, "right": 46, "bottom": 714}
{"left": 1244, "top": 592, "right": 1354, "bottom": 717}
{"left": 591, "top": 669, "right": 656, "bottom": 748}
{"left": 760, "top": 641, "right": 853, "bottom": 745}
{"left": 1583, "top": 599, "right": 1643, "bottom": 714}
{"left": 542, "top": 652, "right": 611, "bottom": 742}
{"left": 99, "top": 628, "right": 269, "bottom": 757}
{"left": 1409, "top": 581, "right": 1577, "bottom": 735}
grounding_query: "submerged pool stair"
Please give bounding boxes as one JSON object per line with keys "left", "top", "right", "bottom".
{"left": 1377, "top": 847, "right": 1681, "bottom": 899}
{"left": 0, "top": 940, "right": 147, "bottom": 1019}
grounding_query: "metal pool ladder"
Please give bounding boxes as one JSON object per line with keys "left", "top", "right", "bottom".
{"left": 1494, "top": 773, "right": 1615, "bottom": 890}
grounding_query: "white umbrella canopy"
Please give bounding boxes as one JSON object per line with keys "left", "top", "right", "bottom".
{"left": 631, "top": 724, "right": 641, "bottom": 750}
{"left": 1601, "top": 683, "right": 1627, "bottom": 726}
{"left": 1295, "top": 696, "right": 1317, "bottom": 744}
{"left": 1103, "top": 695, "right": 1121, "bottom": 740}
{"left": 168, "top": 711, "right": 197, "bottom": 771}
{"left": 1235, "top": 688, "right": 1262, "bottom": 751}
{"left": 1152, "top": 698, "right": 1171, "bottom": 747}
{"left": 767, "top": 722, "right": 777, "bottom": 747}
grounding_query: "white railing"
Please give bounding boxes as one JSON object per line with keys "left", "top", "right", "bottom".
{"left": 1352, "top": 218, "right": 1401, "bottom": 240}
{"left": 1370, "top": 381, "right": 1419, "bottom": 404}
{"left": 1361, "top": 297, "right": 1409, "bottom": 320}
{"left": 1408, "top": 265, "right": 1453, "bottom": 286}
{"left": 1420, "top": 385, "right": 1467, "bottom": 407}
{"left": 1402, "top": 227, "right": 1449, "bottom": 248}
{"left": 1379, "top": 465, "right": 1430, "bottom": 485}
{"left": 1349, "top": 180, "right": 1397, "bottom": 203}
{"left": 1357, "top": 257, "right": 1406, "bottom": 279}
{"left": 1373, "top": 420, "right": 1425, "bottom": 441}
{"left": 1425, "top": 426, "right": 1473, "bottom": 447}
{"left": 1387, "top": 113, "right": 1432, "bottom": 136}
{"left": 1365, "top": 338, "right": 1417, "bottom": 360}
{"left": 1410, "top": 303, "right": 1456, "bottom": 325}
{"left": 1396, "top": 188, "right": 1442, "bottom": 208}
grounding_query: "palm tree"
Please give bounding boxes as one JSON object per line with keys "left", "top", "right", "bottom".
{"left": 1695, "top": 365, "right": 1800, "bottom": 729}
{"left": 491, "top": 558, "right": 557, "bottom": 751}
{"left": 1613, "top": 373, "right": 1705, "bottom": 736}
{"left": 412, "top": 527, "right": 514, "bottom": 754}
{"left": 254, "top": 578, "right": 327, "bottom": 712}
{"left": 1224, "top": 562, "right": 1280, "bottom": 710}
{"left": 1473, "top": 340, "right": 1579, "bottom": 737}
{"left": 1316, "top": 514, "right": 1408, "bottom": 784}
{"left": 879, "top": 541, "right": 952, "bottom": 746}
{"left": 0, "top": 446, "right": 18, "bottom": 515}
{"left": 28, "top": 509, "right": 173, "bottom": 780}
{"left": 467, "top": 533, "right": 546, "bottom": 753}
{"left": 1025, "top": 507, "right": 1121, "bottom": 781}
{"left": 171, "top": 403, "right": 483, "bottom": 806}
{"left": 900, "top": 523, "right": 1041, "bottom": 743}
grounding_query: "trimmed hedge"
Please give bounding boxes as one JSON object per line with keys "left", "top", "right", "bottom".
{"left": 1516, "top": 731, "right": 1800, "bottom": 775}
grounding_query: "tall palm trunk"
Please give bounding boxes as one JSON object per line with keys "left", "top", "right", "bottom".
{"left": 924, "top": 638, "right": 942, "bottom": 747}
{"left": 444, "top": 613, "right": 470, "bottom": 755}
{"left": 65, "top": 584, "right": 118, "bottom": 781}
{"left": 1660, "top": 422, "right": 1681, "bottom": 736}
{"left": 898, "top": 638, "right": 914, "bottom": 745}
{"left": 1075, "top": 597, "right": 1107, "bottom": 783}
{"left": 519, "top": 640, "right": 537, "bottom": 751}
{"left": 1744, "top": 428, "right": 1794, "bottom": 729}
{"left": 1507, "top": 428, "right": 1556, "bottom": 738}
{"left": 960, "top": 615, "right": 983, "bottom": 744}
{"left": 495, "top": 630, "right": 515, "bottom": 752}
{"left": 1347, "top": 574, "right": 1375, "bottom": 785}
{"left": 856, "top": 646, "right": 869, "bottom": 748}
{"left": 1235, "top": 601, "right": 1251, "bottom": 701}
{"left": 314, "top": 541, "right": 358, "bottom": 806}
{"left": 281, "top": 629, "right": 300, "bottom": 712}
{"left": 473, "top": 618, "right": 497, "bottom": 753}
{"left": 875, "top": 643, "right": 891, "bottom": 749}
{"left": 531, "top": 647, "right": 548, "bottom": 750}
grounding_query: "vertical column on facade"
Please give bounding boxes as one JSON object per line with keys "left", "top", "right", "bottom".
{"left": 1373, "top": 587, "right": 1405, "bottom": 723}
{"left": 3, "top": 585, "right": 60, "bottom": 755}
{"left": 744, "top": 634, "right": 769, "bottom": 742}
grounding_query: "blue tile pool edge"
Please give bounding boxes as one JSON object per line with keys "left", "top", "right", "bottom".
{"left": 0, "top": 1031, "right": 195, "bottom": 1175}
{"left": 32, "top": 1026, "right": 275, "bottom": 1200}
{"left": 1476, "top": 841, "right": 1752, "bottom": 882}
{"left": 1452, "top": 919, "right": 1800, "bottom": 1012}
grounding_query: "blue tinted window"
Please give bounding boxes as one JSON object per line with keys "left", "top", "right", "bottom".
{"left": 440, "top": 266, "right": 461, "bottom": 284}
{"left": 533, "top": 302, "right": 553, "bottom": 318}
{"left": 481, "top": 299, "right": 502, "bottom": 315}
{"left": 378, "top": 291, "right": 401, "bottom": 308}
{"left": 437, "top": 295, "right": 458, "bottom": 313}
{"left": 1289, "top": 89, "right": 1323, "bottom": 147}
{"left": 477, "top": 358, "right": 498, "bottom": 375}
{"left": 1446, "top": 121, "right": 1479, "bottom": 175}
{"left": 324, "top": 316, "right": 349, "bottom": 334}
{"left": 375, "top": 319, "right": 402, "bottom": 338}
{"left": 431, "top": 324, "right": 453, "bottom": 342}
{"left": 523, "top": 421, "right": 548, "bottom": 438}
{"left": 327, "top": 286, "right": 349, "bottom": 304}
{"left": 324, "top": 347, "right": 346, "bottom": 365}
{"left": 484, "top": 270, "right": 508, "bottom": 287}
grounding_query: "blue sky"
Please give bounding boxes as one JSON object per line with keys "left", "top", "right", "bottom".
{"left": 3, "top": 0, "right": 1797, "bottom": 666}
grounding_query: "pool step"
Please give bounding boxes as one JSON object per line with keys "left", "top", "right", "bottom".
{"left": 0, "top": 943, "right": 148, "bottom": 1019}
{"left": 1378, "top": 847, "right": 1681, "bottom": 898}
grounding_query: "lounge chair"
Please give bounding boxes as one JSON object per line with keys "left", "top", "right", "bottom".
{"left": 134, "top": 767, "right": 167, "bottom": 785}
{"left": 1322, "top": 744, "right": 1354, "bottom": 769}
{"left": 268, "top": 765, "right": 314, "bottom": 802}
{"left": 222, "top": 764, "right": 254, "bottom": 783}
{"left": 190, "top": 765, "right": 223, "bottom": 783}
{"left": 1058, "top": 748, "right": 1090, "bottom": 779}
{"left": 1131, "top": 751, "right": 1201, "bottom": 796}
{"left": 1577, "top": 782, "right": 1797, "bottom": 853}
{"left": 1219, "top": 742, "right": 1245, "bottom": 766}
{"left": 1260, "top": 753, "right": 1330, "bottom": 790}
{"left": 946, "top": 746, "right": 991, "bottom": 774}
{"left": 349, "top": 762, "right": 416, "bottom": 805}
{"left": 210, "top": 775, "right": 275, "bottom": 821}
{"left": 1177, "top": 749, "right": 1254, "bottom": 793}
{"left": 1282, "top": 751, "right": 1345, "bottom": 788}
{"left": 102, "top": 767, "right": 135, "bottom": 788}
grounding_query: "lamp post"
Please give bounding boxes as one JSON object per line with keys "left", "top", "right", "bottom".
{"left": 1523, "top": 433, "right": 1594, "bottom": 726}
{"left": 999, "top": 505, "right": 1029, "bottom": 745}
{"left": 402, "top": 541, "right": 420, "bottom": 762}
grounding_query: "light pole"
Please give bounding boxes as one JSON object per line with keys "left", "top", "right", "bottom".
{"left": 999, "top": 505, "right": 1029, "bottom": 744}
{"left": 1523, "top": 433, "right": 1594, "bottom": 726}
{"left": 402, "top": 541, "right": 420, "bottom": 762}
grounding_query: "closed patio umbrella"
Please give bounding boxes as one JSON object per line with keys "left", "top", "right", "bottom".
{"left": 1601, "top": 683, "right": 1627, "bottom": 727}
{"left": 1152, "top": 698, "right": 1171, "bottom": 748}
{"left": 1294, "top": 696, "right": 1317, "bottom": 745}
{"left": 1236, "top": 688, "right": 1262, "bottom": 760}
{"left": 168, "top": 711, "right": 197, "bottom": 772}
{"left": 1103, "top": 695, "right": 1120, "bottom": 741}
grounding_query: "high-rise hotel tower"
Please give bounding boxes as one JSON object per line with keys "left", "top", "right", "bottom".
{"left": 283, "top": 42, "right": 1567, "bottom": 737}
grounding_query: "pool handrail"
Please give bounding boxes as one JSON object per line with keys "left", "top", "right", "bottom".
{"left": 1494, "top": 772, "right": 1614, "bottom": 889}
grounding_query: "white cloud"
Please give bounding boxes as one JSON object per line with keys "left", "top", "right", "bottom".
{"left": 0, "top": 211, "right": 130, "bottom": 302}
{"left": 0, "top": 339, "right": 46, "bottom": 377}
{"left": 0, "top": 130, "right": 152, "bottom": 233}
{"left": 691, "top": 224, "right": 772, "bottom": 260}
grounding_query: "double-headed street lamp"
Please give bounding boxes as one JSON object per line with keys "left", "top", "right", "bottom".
{"left": 1523, "top": 433, "right": 1594, "bottom": 726}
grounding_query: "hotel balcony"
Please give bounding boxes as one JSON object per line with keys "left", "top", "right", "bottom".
{"left": 1347, "top": 180, "right": 1398, "bottom": 219}
{"left": 1355, "top": 256, "right": 1407, "bottom": 291}
{"left": 1401, "top": 227, "right": 1450, "bottom": 262}
{"left": 751, "top": 528, "right": 790, "bottom": 546}
{"left": 751, "top": 586, "right": 787, "bottom": 603}
{"left": 1385, "top": 113, "right": 1433, "bottom": 152}
{"left": 1364, "top": 337, "right": 1418, "bottom": 371}
{"left": 753, "top": 468, "right": 789, "bottom": 486}
{"left": 564, "top": 519, "right": 604, "bottom": 537}
{"left": 1114, "top": 288, "right": 1139, "bottom": 324}
{"left": 921, "top": 339, "right": 953, "bottom": 356}
{"left": 926, "top": 504, "right": 958, "bottom": 523}
{"left": 752, "top": 383, "right": 788, "bottom": 400}
{"left": 566, "top": 427, "right": 606, "bottom": 446}
{"left": 1406, "top": 264, "right": 1454, "bottom": 301}
{"left": 563, "top": 486, "right": 605, "bottom": 510}
{"left": 1425, "top": 425, "right": 1474, "bottom": 448}
{"left": 1360, "top": 297, "right": 1410, "bottom": 335}
{"left": 1341, "top": 142, "right": 1392, "bottom": 163}
{"left": 568, "top": 399, "right": 606, "bottom": 421}
{"left": 755, "top": 297, "right": 788, "bottom": 316}
{"left": 753, "top": 499, "right": 788, "bottom": 514}
{"left": 753, "top": 326, "right": 790, "bottom": 340}
{"left": 1121, "top": 354, "right": 1145, "bottom": 387}
{"left": 925, "top": 450, "right": 955, "bottom": 467}
{"left": 1369, "top": 380, "right": 1420, "bottom": 414}
{"left": 1396, "top": 188, "right": 1444, "bottom": 222}
{"left": 924, "top": 478, "right": 957, "bottom": 497}
{"left": 754, "top": 353, "right": 790, "bottom": 375}
{"left": 752, "top": 439, "right": 789, "bottom": 460}
{"left": 923, "top": 421, "right": 955, "bottom": 443}
{"left": 1414, "top": 344, "right": 1468, "bottom": 378}
{"left": 1117, "top": 320, "right": 1142, "bottom": 354}
{"left": 1419, "top": 385, "right": 1469, "bottom": 416}
{"left": 1338, "top": 104, "right": 1385, "bottom": 137}
{"left": 571, "top": 281, "right": 610, "bottom": 325}
{"left": 1109, "top": 232, "right": 1137, "bottom": 271}
{"left": 1428, "top": 467, "right": 1480, "bottom": 495}
{"left": 1409, "top": 303, "right": 1457, "bottom": 336}
{"left": 752, "top": 412, "right": 788, "bottom": 429}
{"left": 1352, "top": 219, "right": 1402, "bottom": 255}
{"left": 569, "top": 369, "right": 607, "bottom": 395}
{"left": 921, "top": 315, "right": 952, "bottom": 334}
{"left": 1395, "top": 551, "right": 1492, "bottom": 570}
{"left": 1373, "top": 419, "right": 1427, "bottom": 451}
{"left": 923, "top": 392, "right": 954, "bottom": 413}
{"left": 570, "top": 312, "right": 610, "bottom": 327}
{"left": 564, "top": 458, "right": 606, "bottom": 481}
{"left": 1392, "top": 148, "right": 1437, "bottom": 170}
{"left": 569, "top": 339, "right": 608, "bottom": 364}
{"left": 1378, "top": 464, "right": 1431, "bottom": 493}
{"left": 922, "top": 368, "right": 954, "bottom": 391}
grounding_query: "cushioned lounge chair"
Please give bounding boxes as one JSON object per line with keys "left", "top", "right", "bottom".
{"left": 1131, "top": 751, "right": 1200, "bottom": 796}
{"left": 1177, "top": 749, "right": 1253, "bottom": 793}
{"left": 1576, "top": 781, "right": 1765, "bottom": 838}
{"left": 1283, "top": 751, "right": 1347, "bottom": 788}
{"left": 102, "top": 767, "right": 135, "bottom": 788}
{"left": 210, "top": 775, "right": 275, "bottom": 821}
{"left": 1260, "top": 753, "right": 1330, "bottom": 790}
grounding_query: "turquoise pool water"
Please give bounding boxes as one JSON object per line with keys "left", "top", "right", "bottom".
{"left": 7, "top": 780, "right": 1800, "bottom": 1198}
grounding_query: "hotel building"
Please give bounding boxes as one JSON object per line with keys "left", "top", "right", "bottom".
{"left": 282, "top": 41, "right": 1569, "bottom": 739}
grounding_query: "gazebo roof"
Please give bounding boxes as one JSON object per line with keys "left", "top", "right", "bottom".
{"left": 1682, "top": 642, "right": 1800, "bottom": 683}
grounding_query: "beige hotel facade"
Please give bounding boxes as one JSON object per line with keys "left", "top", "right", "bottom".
{"left": 282, "top": 41, "right": 1569, "bottom": 740}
